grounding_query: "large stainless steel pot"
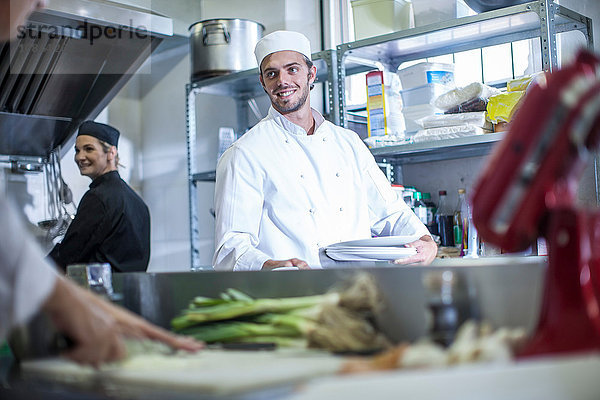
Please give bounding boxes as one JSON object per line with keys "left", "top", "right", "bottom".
{"left": 189, "top": 18, "right": 265, "bottom": 81}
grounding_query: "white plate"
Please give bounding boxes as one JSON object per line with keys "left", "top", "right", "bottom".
{"left": 325, "top": 247, "right": 416, "bottom": 261}
{"left": 326, "top": 235, "right": 421, "bottom": 249}
{"left": 325, "top": 252, "right": 380, "bottom": 262}
{"left": 326, "top": 246, "right": 414, "bottom": 253}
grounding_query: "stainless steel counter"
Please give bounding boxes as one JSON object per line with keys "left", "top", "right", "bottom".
{"left": 114, "top": 256, "right": 547, "bottom": 342}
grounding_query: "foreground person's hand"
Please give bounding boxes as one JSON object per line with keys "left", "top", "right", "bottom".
{"left": 393, "top": 235, "right": 437, "bottom": 265}
{"left": 83, "top": 288, "right": 204, "bottom": 353}
{"left": 42, "top": 276, "right": 125, "bottom": 367}
{"left": 43, "top": 277, "right": 203, "bottom": 367}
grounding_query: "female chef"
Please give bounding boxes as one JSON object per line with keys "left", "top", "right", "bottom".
{"left": 49, "top": 121, "right": 151, "bottom": 272}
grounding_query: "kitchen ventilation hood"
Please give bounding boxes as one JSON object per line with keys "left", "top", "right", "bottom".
{"left": 0, "top": 0, "right": 173, "bottom": 159}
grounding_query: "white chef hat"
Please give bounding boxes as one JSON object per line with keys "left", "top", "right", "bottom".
{"left": 254, "top": 30, "right": 312, "bottom": 69}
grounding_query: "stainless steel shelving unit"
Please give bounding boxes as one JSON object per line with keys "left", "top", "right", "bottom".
{"left": 0, "top": 154, "right": 47, "bottom": 173}
{"left": 186, "top": 50, "right": 337, "bottom": 270}
{"left": 371, "top": 132, "right": 506, "bottom": 164}
{"left": 336, "top": 0, "right": 592, "bottom": 170}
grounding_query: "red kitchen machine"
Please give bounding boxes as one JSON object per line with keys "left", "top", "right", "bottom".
{"left": 471, "top": 49, "right": 600, "bottom": 356}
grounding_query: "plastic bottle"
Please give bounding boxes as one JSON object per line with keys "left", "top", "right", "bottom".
{"left": 422, "top": 192, "right": 437, "bottom": 235}
{"left": 414, "top": 192, "right": 428, "bottom": 226}
{"left": 453, "top": 189, "right": 468, "bottom": 254}
{"left": 403, "top": 186, "right": 416, "bottom": 210}
{"left": 435, "top": 190, "right": 454, "bottom": 247}
{"left": 391, "top": 184, "right": 404, "bottom": 203}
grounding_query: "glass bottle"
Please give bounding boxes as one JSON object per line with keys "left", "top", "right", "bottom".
{"left": 463, "top": 195, "right": 479, "bottom": 258}
{"left": 422, "top": 192, "right": 437, "bottom": 235}
{"left": 453, "top": 188, "right": 468, "bottom": 253}
{"left": 435, "top": 190, "right": 454, "bottom": 246}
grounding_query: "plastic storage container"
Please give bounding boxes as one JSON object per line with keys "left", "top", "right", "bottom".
{"left": 412, "top": 0, "right": 472, "bottom": 27}
{"left": 397, "top": 62, "right": 455, "bottom": 90}
{"left": 400, "top": 83, "right": 453, "bottom": 107}
{"left": 351, "top": 0, "right": 415, "bottom": 40}
{"left": 402, "top": 104, "right": 444, "bottom": 133}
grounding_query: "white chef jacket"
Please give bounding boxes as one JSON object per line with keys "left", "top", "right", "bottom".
{"left": 0, "top": 196, "right": 57, "bottom": 340}
{"left": 213, "top": 107, "right": 429, "bottom": 271}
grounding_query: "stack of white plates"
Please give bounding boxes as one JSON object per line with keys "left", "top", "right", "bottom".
{"left": 324, "top": 236, "right": 418, "bottom": 262}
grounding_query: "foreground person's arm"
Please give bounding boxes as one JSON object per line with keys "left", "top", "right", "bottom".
{"left": 0, "top": 195, "right": 202, "bottom": 368}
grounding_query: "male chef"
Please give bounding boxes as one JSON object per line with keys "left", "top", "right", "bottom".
{"left": 213, "top": 30, "right": 437, "bottom": 271}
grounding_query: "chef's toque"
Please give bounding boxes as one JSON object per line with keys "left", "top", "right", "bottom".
{"left": 254, "top": 30, "right": 312, "bottom": 69}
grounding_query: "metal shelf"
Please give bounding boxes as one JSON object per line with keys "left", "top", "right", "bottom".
{"left": 371, "top": 132, "right": 505, "bottom": 164}
{"left": 189, "top": 68, "right": 266, "bottom": 99}
{"left": 0, "top": 154, "right": 47, "bottom": 173}
{"left": 336, "top": 0, "right": 592, "bottom": 127}
{"left": 192, "top": 171, "right": 216, "bottom": 182}
{"left": 188, "top": 50, "right": 336, "bottom": 100}
{"left": 338, "top": 1, "right": 589, "bottom": 74}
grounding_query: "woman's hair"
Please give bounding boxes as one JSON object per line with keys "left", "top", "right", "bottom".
{"left": 99, "top": 140, "right": 123, "bottom": 168}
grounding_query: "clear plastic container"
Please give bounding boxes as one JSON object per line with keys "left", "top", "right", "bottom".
{"left": 402, "top": 103, "right": 444, "bottom": 132}
{"left": 397, "top": 62, "right": 455, "bottom": 90}
{"left": 400, "top": 83, "right": 453, "bottom": 107}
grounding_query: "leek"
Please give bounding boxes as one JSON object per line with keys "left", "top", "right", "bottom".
{"left": 170, "top": 273, "right": 391, "bottom": 352}
{"left": 179, "top": 321, "right": 301, "bottom": 343}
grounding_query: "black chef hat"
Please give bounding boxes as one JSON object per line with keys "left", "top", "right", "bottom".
{"left": 77, "top": 121, "right": 119, "bottom": 147}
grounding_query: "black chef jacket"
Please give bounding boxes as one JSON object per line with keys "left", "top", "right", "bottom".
{"left": 49, "top": 170, "right": 150, "bottom": 272}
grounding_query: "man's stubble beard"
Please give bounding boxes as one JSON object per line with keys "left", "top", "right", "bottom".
{"left": 271, "top": 74, "right": 311, "bottom": 114}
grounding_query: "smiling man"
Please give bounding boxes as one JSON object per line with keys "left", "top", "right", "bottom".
{"left": 213, "top": 30, "right": 437, "bottom": 271}
{"left": 49, "top": 121, "right": 150, "bottom": 272}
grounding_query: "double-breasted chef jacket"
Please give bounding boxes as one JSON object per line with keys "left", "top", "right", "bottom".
{"left": 213, "top": 106, "right": 429, "bottom": 271}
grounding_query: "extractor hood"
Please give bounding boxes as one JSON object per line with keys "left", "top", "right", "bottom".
{"left": 0, "top": 0, "right": 173, "bottom": 159}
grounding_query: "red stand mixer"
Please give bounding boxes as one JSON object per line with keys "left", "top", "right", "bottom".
{"left": 471, "top": 49, "right": 600, "bottom": 356}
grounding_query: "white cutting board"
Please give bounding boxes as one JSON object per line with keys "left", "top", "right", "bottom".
{"left": 21, "top": 348, "right": 344, "bottom": 395}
